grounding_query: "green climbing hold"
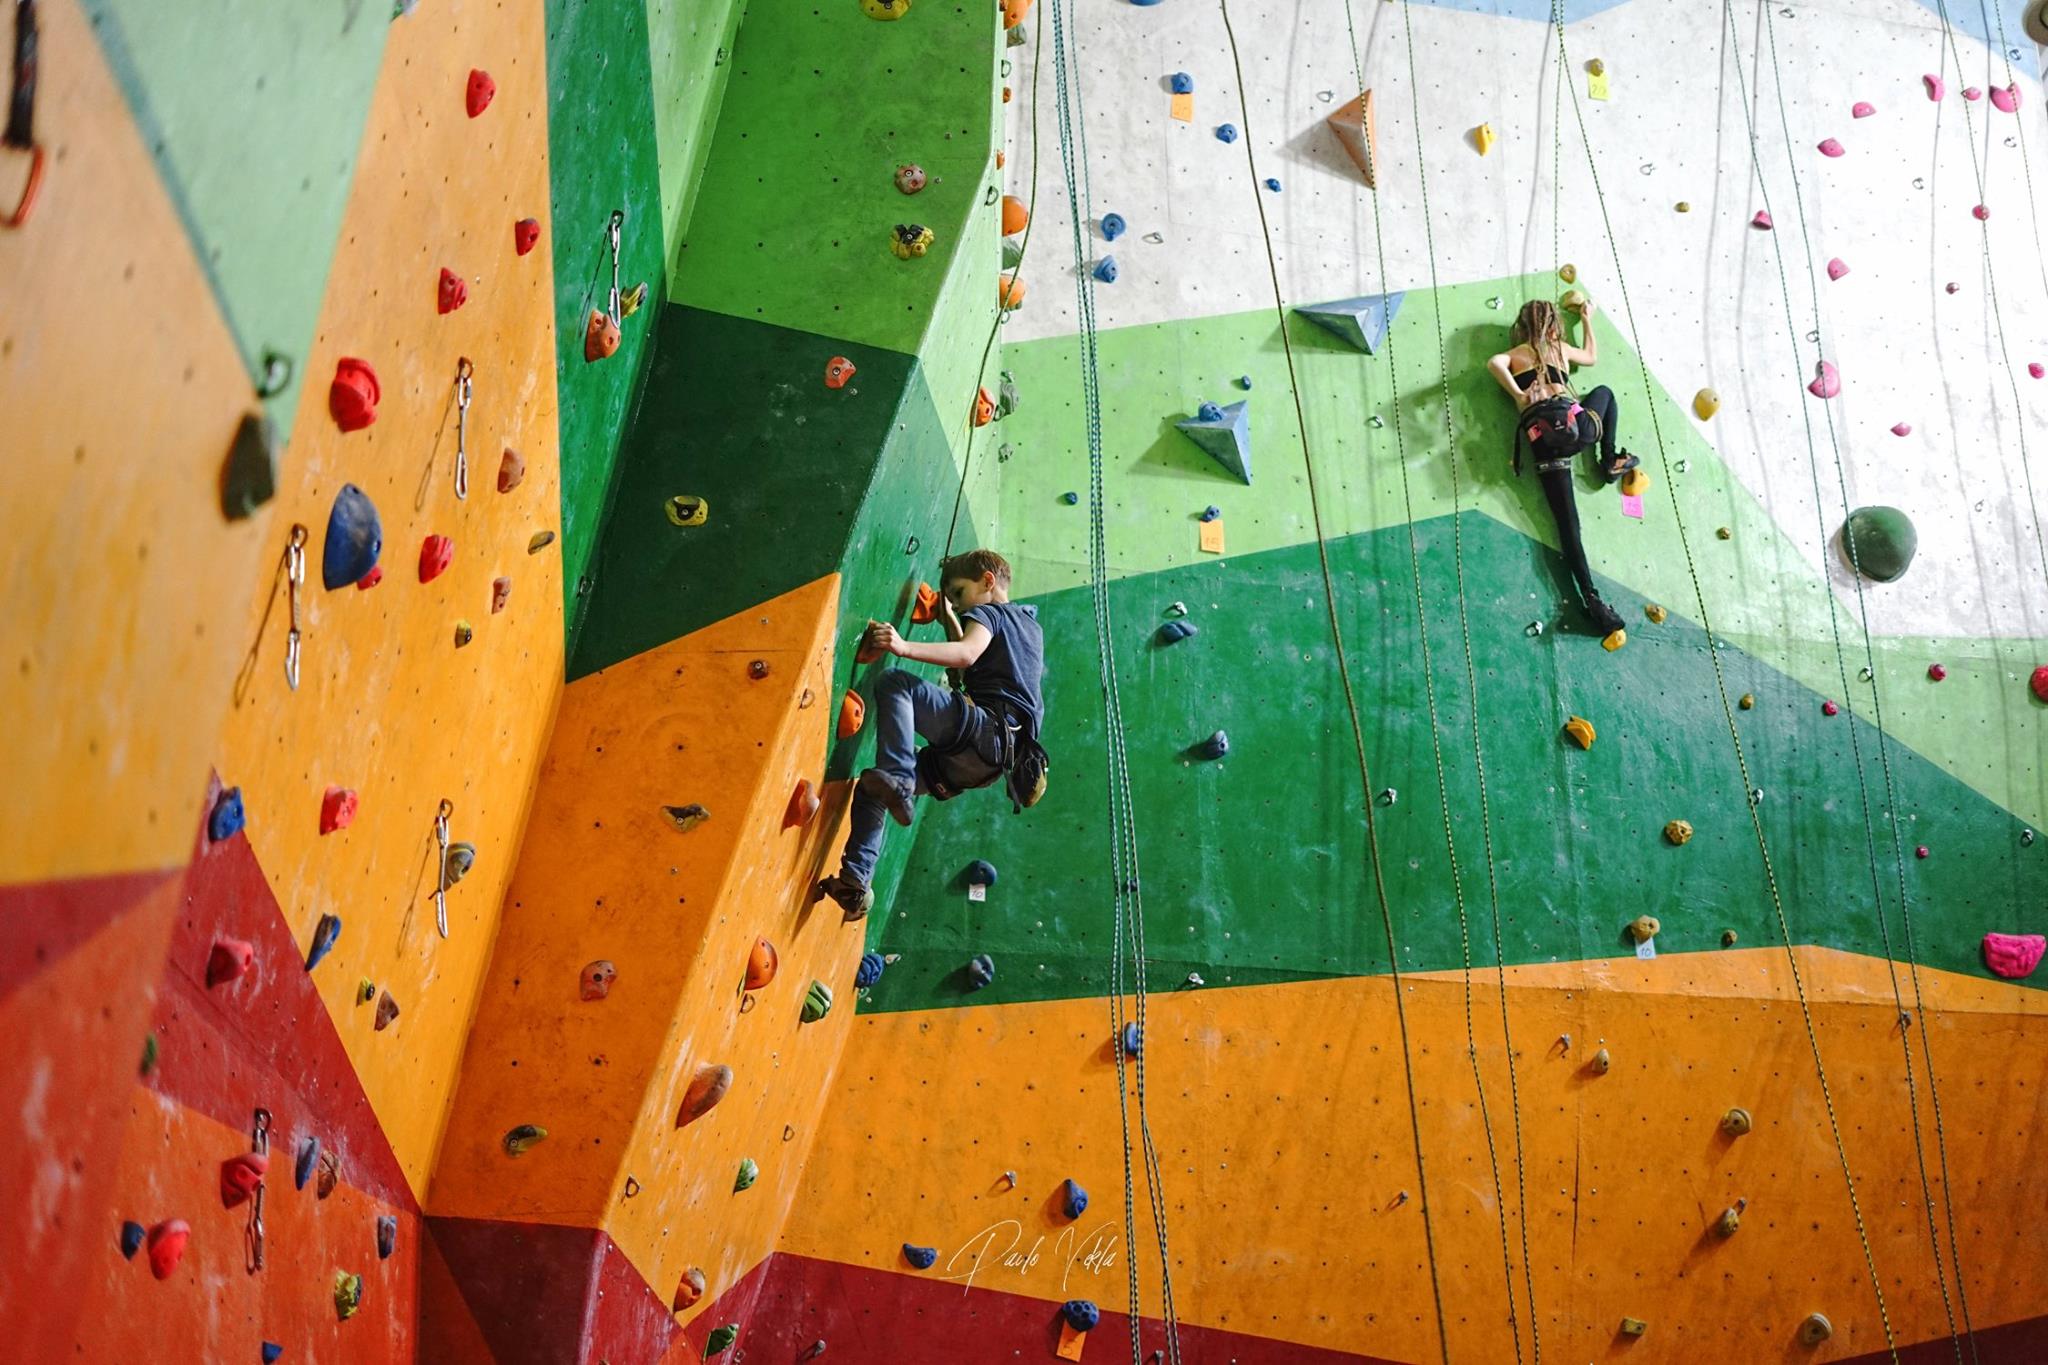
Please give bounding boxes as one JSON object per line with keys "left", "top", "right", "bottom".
{"left": 802, "top": 980, "right": 834, "bottom": 1023}
{"left": 334, "top": 1271, "right": 364, "bottom": 1321}
{"left": 140, "top": 1032, "right": 158, "bottom": 1078}
{"left": 704, "top": 1325, "right": 739, "bottom": 1358}
{"left": 1840, "top": 505, "right": 1917, "bottom": 582}
{"left": 733, "top": 1157, "right": 759, "bottom": 1193}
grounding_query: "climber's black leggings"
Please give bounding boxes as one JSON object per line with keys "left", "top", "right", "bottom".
{"left": 1535, "top": 385, "right": 1620, "bottom": 602}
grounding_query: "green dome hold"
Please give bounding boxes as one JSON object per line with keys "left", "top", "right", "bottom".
{"left": 1840, "top": 506, "right": 1917, "bottom": 582}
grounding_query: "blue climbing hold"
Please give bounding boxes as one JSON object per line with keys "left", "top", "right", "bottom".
{"left": 965, "top": 859, "right": 998, "bottom": 887}
{"left": 1122, "top": 1021, "right": 1142, "bottom": 1055}
{"left": 208, "top": 787, "right": 246, "bottom": 843}
{"left": 1062, "top": 491, "right": 1080, "bottom": 505}
{"left": 1092, "top": 257, "right": 1118, "bottom": 284}
{"left": 294, "top": 1135, "right": 320, "bottom": 1190}
{"left": 261, "top": 1345, "right": 284, "bottom": 1364}
{"left": 1101, "top": 213, "right": 1126, "bottom": 241}
{"left": 966, "top": 954, "right": 996, "bottom": 990}
{"left": 1197, "top": 729, "right": 1230, "bottom": 760}
{"left": 1264, "top": 177, "right": 1281, "bottom": 192}
{"left": 1170, "top": 72, "right": 1193, "bottom": 94}
{"left": 120, "top": 1220, "right": 145, "bottom": 1259}
{"left": 1156, "top": 620, "right": 1198, "bottom": 646}
{"left": 1061, "top": 1178, "right": 1089, "bottom": 1219}
{"left": 1200, "top": 506, "right": 1221, "bottom": 522}
{"left": 305, "top": 914, "right": 342, "bottom": 972}
{"left": 855, "top": 952, "right": 887, "bottom": 988}
{"left": 1129, "top": 0, "right": 1163, "bottom": 6}
{"left": 1294, "top": 292, "right": 1406, "bottom": 355}
{"left": 376, "top": 1214, "right": 397, "bottom": 1260}
{"left": 1176, "top": 400, "right": 1252, "bottom": 484}
{"left": 1215, "top": 124, "right": 1238, "bottom": 142}
{"left": 1062, "top": 1300, "right": 1102, "bottom": 1331}
{"left": 321, "top": 483, "right": 383, "bottom": 591}
{"left": 903, "top": 1243, "right": 939, "bottom": 1270}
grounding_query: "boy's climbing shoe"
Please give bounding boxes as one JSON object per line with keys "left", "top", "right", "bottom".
{"left": 857, "top": 767, "right": 916, "bottom": 828}
{"left": 1600, "top": 448, "right": 1641, "bottom": 483}
{"left": 814, "top": 874, "right": 874, "bottom": 923}
{"left": 1584, "top": 595, "right": 1626, "bottom": 635}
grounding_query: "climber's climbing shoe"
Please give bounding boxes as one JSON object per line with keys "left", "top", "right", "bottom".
{"left": 1600, "top": 449, "right": 1640, "bottom": 483}
{"left": 857, "top": 768, "right": 916, "bottom": 828}
{"left": 813, "top": 874, "right": 874, "bottom": 923}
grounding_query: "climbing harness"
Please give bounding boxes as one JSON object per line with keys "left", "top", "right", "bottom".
{"left": 4, "top": 0, "right": 42, "bottom": 229}
{"left": 283, "top": 524, "right": 307, "bottom": 691}
{"left": 243, "top": 1108, "right": 270, "bottom": 1274}
{"left": 1512, "top": 394, "right": 1598, "bottom": 475}
{"left": 453, "top": 357, "right": 473, "bottom": 500}
{"left": 1727, "top": 4, "right": 1984, "bottom": 1357}
{"left": 433, "top": 799, "right": 453, "bottom": 938}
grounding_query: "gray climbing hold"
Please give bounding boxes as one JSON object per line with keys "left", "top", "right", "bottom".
{"left": 1237, "top": 375, "right": 1252, "bottom": 389}
{"left": 376, "top": 1214, "right": 397, "bottom": 1259}
{"left": 1002, "top": 236, "right": 1023, "bottom": 270}
{"left": 1294, "top": 293, "right": 1405, "bottom": 354}
{"left": 1839, "top": 505, "right": 1917, "bottom": 582}
{"left": 1176, "top": 400, "right": 1252, "bottom": 484}
{"left": 222, "top": 411, "right": 280, "bottom": 520}
{"left": 966, "top": 954, "right": 996, "bottom": 990}
{"left": 1157, "top": 619, "right": 1198, "bottom": 645}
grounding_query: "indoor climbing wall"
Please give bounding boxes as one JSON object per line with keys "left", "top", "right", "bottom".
{"left": 767, "top": 1, "right": 2048, "bottom": 1363}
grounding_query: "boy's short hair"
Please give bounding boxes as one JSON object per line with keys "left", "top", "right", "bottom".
{"left": 941, "top": 548, "right": 1012, "bottom": 587}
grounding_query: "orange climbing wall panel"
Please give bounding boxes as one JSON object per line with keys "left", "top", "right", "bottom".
{"left": 432, "top": 574, "right": 870, "bottom": 1314}
{"left": 0, "top": 0, "right": 268, "bottom": 888}
{"left": 785, "top": 950, "right": 2048, "bottom": 1362}
{"left": 210, "top": 0, "right": 563, "bottom": 1199}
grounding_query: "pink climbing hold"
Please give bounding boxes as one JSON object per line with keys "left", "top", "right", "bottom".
{"left": 1852, "top": 101, "right": 1875, "bottom": 118}
{"left": 1963, "top": 86, "right": 1982, "bottom": 102}
{"left": 319, "top": 785, "right": 358, "bottom": 835}
{"left": 206, "top": 939, "right": 254, "bottom": 989}
{"left": 420, "top": 534, "right": 454, "bottom": 583}
{"left": 1818, "top": 137, "right": 1845, "bottom": 158}
{"left": 1891, "top": 422, "right": 1912, "bottom": 436}
{"left": 1821, "top": 699, "right": 1839, "bottom": 716}
{"left": 1927, "top": 663, "right": 1947, "bottom": 681}
{"left": 1916, "top": 845, "right": 1931, "bottom": 859}
{"left": 2032, "top": 665, "right": 2048, "bottom": 702}
{"left": 2028, "top": 362, "right": 2045, "bottom": 379}
{"left": 1991, "top": 84, "right": 2021, "bottom": 114}
{"left": 1826, "top": 258, "right": 1849, "bottom": 281}
{"left": 437, "top": 268, "right": 468, "bottom": 315}
{"left": 146, "top": 1220, "right": 191, "bottom": 1280}
{"left": 1807, "top": 360, "right": 1841, "bottom": 399}
{"left": 1973, "top": 204, "right": 1990, "bottom": 221}
{"left": 1946, "top": 282, "right": 1961, "bottom": 295}
{"left": 1983, "top": 932, "right": 2046, "bottom": 979}
{"left": 1923, "top": 74, "right": 1945, "bottom": 101}
{"left": 1751, "top": 209, "right": 1773, "bottom": 229}
{"left": 220, "top": 1151, "right": 270, "bottom": 1208}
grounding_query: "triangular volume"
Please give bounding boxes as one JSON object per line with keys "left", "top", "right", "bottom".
{"left": 1326, "top": 90, "right": 1379, "bottom": 187}
{"left": 1175, "top": 402, "right": 1252, "bottom": 484}
{"left": 1294, "top": 292, "right": 1405, "bottom": 354}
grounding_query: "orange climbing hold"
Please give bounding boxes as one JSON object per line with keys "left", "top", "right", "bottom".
{"left": 973, "top": 387, "right": 995, "bottom": 427}
{"left": 998, "top": 274, "right": 1027, "bottom": 310}
{"left": 745, "top": 938, "right": 779, "bottom": 991}
{"left": 783, "top": 778, "right": 821, "bottom": 829}
{"left": 584, "top": 309, "right": 621, "bottom": 363}
{"left": 825, "top": 355, "right": 857, "bottom": 389}
{"left": 1002, "top": 0, "right": 1033, "bottom": 25}
{"left": 911, "top": 582, "right": 941, "bottom": 624}
{"left": 1000, "top": 194, "right": 1030, "bottom": 235}
{"left": 838, "top": 691, "right": 866, "bottom": 739}
{"left": 676, "top": 1064, "right": 733, "bottom": 1127}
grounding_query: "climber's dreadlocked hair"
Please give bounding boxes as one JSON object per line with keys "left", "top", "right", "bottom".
{"left": 1512, "top": 298, "right": 1566, "bottom": 376}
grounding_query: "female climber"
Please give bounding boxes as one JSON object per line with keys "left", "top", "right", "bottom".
{"left": 1486, "top": 295, "right": 1636, "bottom": 636}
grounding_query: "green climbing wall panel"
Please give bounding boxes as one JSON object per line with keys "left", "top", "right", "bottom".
{"left": 642, "top": 0, "right": 748, "bottom": 269}
{"left": 861, "top": 513, "right": 2045, "bottom": 1014}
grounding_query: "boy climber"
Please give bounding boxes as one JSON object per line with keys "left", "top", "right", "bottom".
{"left": 814, "top": 549, "right": 1047, "bottom": 921}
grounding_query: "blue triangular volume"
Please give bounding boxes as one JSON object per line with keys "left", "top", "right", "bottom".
{"left": 1175, "top": 401, "right": 1252, "bottom": 484}
{"left": 1294, "top": 292, "right": 1404, "bottom": 354}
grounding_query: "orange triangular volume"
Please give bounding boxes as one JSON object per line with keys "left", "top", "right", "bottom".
{"left": 1326, "top": 90, "right": 1379, "bottom": 188}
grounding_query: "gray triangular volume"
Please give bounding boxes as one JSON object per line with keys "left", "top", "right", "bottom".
{"left": 1294, "top": 292, "right": 1405, "bottom": 354}
{"left": 1175, "top": 401, "right": 1252, "bottom": 484}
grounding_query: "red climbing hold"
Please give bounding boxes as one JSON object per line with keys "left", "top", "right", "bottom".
{"left": 419, "top": 534, "right": 454, "bottom": 583}
{"left": 1983, "top": 932, "right": 2046, "bottom": 979}
{"left": 328, "top": 358, "right": 381, "bottom": 433}
{"left": 824, "top": 356, "right": 857, "bottom": 389}
{"left": 1973, "top": 204, "right": 1990, "bottom": 221}
{"left": 465, "top": 69, "right": 496, "bottom": 118}
{"left": 1916, "top": 845, "right": 1931, "bottom": 859}
{"left": 1852, "top": 100, "right": 1875, "bottom": 118}
{"left": 146, "top": 1220, "right": 191, "bottom": 1280}
{"left": 320, "top": 786, "right": 359, "bottom": 835}
{"left": 911, "top": 582, "right": 941, "bottom": 625}
{"left": 356, "top": 565, "right": 383, "bottom": 591}
{"left": 584, "top": 309, "right": 621, "bottom": 363}
{"left": 1821, "top": 699, "right": 1839, "bottom": 716}
{"left": 206, "top": 939, "right": 254, "bottom": 989}
{"left": 2030, "top": 362, "right": 2045, "bottom": 380}
{"left": 2031, "top": 665, "right": 2048, "bottom": 702}
{"left": 515, "top": 217, "right": 540, "bottom": 256}
{"left": 491, "top": 576, "right": 512, "bottom": 614}
{"left": 1751, "top": 209, "right": 1773, "bottom": 230}
{"left": 1927, "top": 663, "right": 1947, "bottom": 681}
{"left": 437, "top": 268, "right": 468, "bottom": 315}
{"left": 783, "top": 778, "right": 820, "bottom": 829}
{"left": 499, "top": 447, "right": 526, "bottom": 492}
{"left": 973, "top": 387, "right": 995, "bottom": 427}
{"left": 220, "top": 1151, "right": 270, "bottom": 1208}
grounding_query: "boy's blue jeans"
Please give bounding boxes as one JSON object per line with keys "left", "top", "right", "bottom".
{"left": 839, "top": 668, "right": 1001, "bottom": 887}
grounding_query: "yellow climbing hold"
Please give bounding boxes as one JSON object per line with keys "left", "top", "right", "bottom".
{"left": 1473, "top": 122, "right": 1496, "bottom": 155}
{"left": 1619, "top": 1318, "right": 1648, "bottom": 1338}
{"left": 860, "top": 0, "right": 911, "bottom": 18}
{"left": 666, "top": 495, "right": 709, "bottom": 527}
{"left": 1619, "top": 468, "right": 1649, "bottom": 497}
{"left": 1692, "top": 387, "right": 1720, "bottom": 420}
{"left": 1644, "top": 603, "right": 1667, "bottom": 624}
{"left": 1675, "top": 200, "right": 1692, "bottom": 212}
{"left": 1628, "top": 914, "right": 1661, "bottom": 943}
{"left": 1739, "top": 693, "right": 1755, "bottom": 710}
{"left": 1587, "top": 57, "right": 1606, "bottom": 77}
{"left": 1663, "top": 819, "right": 1693, "bottom": 845}
{"left": 1716, "top": 526, "right": 1733, "bottom": 540}
{"left": 1721, "top": 1106, "right": 1753, "bottom": 1135}
{"left": 1564, "top": 715, "right": 1596, "bottom": 749}
{"left": 1559, "top": 288, "right": 1588, "bottom": 312}
{"left": 1559, "top": 263, "right": 1577, "bottom": 284}
{"left": 1591, "top": 1046, "right": 1612, "bottom": 1073}
{"left": 1601, "top": 629, "right": 1627, "bottom": 652}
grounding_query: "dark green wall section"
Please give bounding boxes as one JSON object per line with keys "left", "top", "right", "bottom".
{"left": 861, "top": 512, "right": 2045, "bottom": 1013}
{"left": 546, "top": 0, "right": 668, "bottom": 634}
{"left": 568, "top": 306, "right": 974, "bottom": 681}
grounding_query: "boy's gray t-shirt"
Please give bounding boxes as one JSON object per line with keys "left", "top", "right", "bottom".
{"left": 960, "top": 602, "right": 1045, "bottom": 724}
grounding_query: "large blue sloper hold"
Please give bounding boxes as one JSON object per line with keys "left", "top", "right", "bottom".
{"left": 320, "top": 483, "right": 383, "bottom": 589}
{"left": 1175, "top": 400, "right": 1251, "bottom": 484}
{"left": 855, "top": 952, "right": 887, "bottom": 988}
{"left": 1293, "top": 292, "right": 1406, "bottom": 354}
{"left": 903, "top": 1243, "right": 939, "bottom": 1270}
{"left": 1156, "top": 619, "right": 1197, "bottom": 645}
{"left": 1061, "top": 1178, "right": 1089, "bottom": 1218}
{"left": 1062, "top": 1300, "right": 1102, "bottom": 1331}
{"left": 304, "top": 914, "right": 342, "bottom": 971}
{"left": 208, "top": 787, "right": 247, "bottom": 843}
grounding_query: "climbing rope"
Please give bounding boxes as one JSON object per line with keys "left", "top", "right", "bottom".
{"left": 1981, "top": 0, "right": 2048, "bottom": 309}
{"left": 1214, "top": 2, "right": 1457, "bottom": 1360}
{"left": 1542, "top": 5, "right": 1900, "bottom": 1355}
{"left": 1044, "top": 0, "right": 1185, "bottom": 1358}
{"left": 941, "top": 0, "right": 1046, "bottom": 560}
